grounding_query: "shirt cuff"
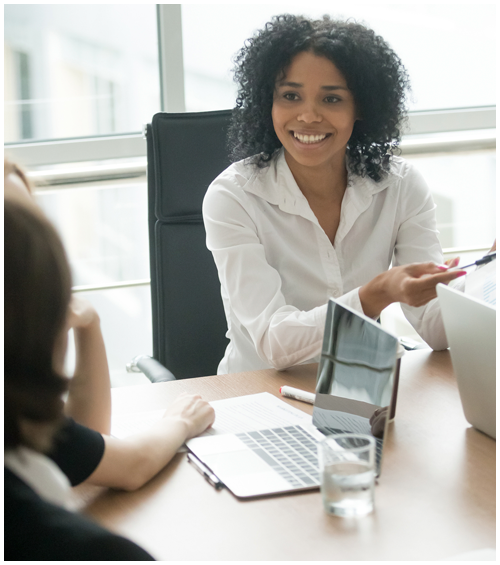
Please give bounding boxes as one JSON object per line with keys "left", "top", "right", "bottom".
{"left": 335, "top": 287, "right": 374, "bottom": 318}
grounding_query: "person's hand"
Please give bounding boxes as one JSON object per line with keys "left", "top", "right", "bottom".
{"left": 360, "top": 261, "right": 467, "bottom": 318}
{"left": 444, "top": 257, "right": 460, "bottom": 269}
{"left": 385, "top": 262, "right": 467, "bottom": 308}
{"left": 66, "top": 296, "right": 100, "bottom": 330}
{"left": 489, "top": 239, "right": 496, "bottom": 253}
{"left": 162, "top": 392, "right": 215, "bottom": 439}
{"left": 63, "top": 296, "right": 111, "bottom": 434}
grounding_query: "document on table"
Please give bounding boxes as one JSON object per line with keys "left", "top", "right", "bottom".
{"left": 465, "top": 260, "right": 496, "bottom": 307}
{"left": 111, "top": 392, "right": 313, "bottom": 440}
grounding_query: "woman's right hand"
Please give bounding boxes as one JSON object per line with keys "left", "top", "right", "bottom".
{"left": 360, "top": 262, "right": 467, "bottom": 319}
{"left": 89, "top": 394, "right": 215, "bottom": 491}
{"left": 162, "top": 393, "right": 215, "bottom": 439}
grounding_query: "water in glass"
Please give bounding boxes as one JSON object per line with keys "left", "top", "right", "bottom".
{"left": 321, "top": 460, "right": 375, "bottom": 517}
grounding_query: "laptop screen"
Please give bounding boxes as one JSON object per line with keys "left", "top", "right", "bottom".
{"left": 313, "top": 298, "right": 398, "bottom": 471}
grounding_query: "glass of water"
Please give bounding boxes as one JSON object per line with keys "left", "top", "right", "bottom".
{"left": 318, "top": 433, "right": 376, "bottom": 517}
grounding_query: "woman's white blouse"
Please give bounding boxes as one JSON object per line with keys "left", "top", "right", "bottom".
{"left": 5, "top": 446, "right": 73, "bottom": 509}
{"left": 203, "top": 149, "right": 451, "bottom": 374}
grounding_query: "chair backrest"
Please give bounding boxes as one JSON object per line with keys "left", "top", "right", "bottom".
{"left": 146, "top": 110, "right": 232, "bottom": 378}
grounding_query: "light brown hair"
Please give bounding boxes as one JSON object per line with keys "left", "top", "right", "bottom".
{"left": 4, "top": 155, "right": 33, "bottom": 194}
{"left": 4, "top": 198, "right": 72, "bottom": 451}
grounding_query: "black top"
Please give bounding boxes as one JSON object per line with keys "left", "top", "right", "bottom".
{"left": 48, "top": 417, "right": 106, "bottom": 486}
{"left": 5, "top": 418, "right": 155, "bottom": 561}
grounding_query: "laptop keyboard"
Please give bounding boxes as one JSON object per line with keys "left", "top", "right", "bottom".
{"left": 236, "top": 425, "right": 320, "bottom": 488}
{"left": 236, "top": 424, "right": 383, "bottom": 489}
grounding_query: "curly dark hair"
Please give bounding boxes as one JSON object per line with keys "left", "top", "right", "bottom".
{"left": 228, "top": 14, "right": 411, "bottom": 182}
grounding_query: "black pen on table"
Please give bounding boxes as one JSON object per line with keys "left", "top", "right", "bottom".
{"left": 187, "top": 453, "right": 223, "bottom": 490}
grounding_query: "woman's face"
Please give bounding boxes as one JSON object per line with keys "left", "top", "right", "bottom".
{"left": 272, "top": 51, "right": 358, "bottom": 172}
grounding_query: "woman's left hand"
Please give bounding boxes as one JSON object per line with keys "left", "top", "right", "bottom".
{"left": 444, "top": 257, "right": 460, "bottom": 269}
{"left": 67, "top": 296, "right": 100, "bottom": 331}
{"left": 387, "top": 262, "right": 467, "bottom": 307}
{"left": 359, "top": 261, "right": 467, "bottom": 319}
{"left": 64, "top": 295, "right": 111, "bottom": 435}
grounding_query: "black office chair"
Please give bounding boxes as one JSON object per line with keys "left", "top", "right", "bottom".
{"left": 128, "top": 110, "right": 232, "bottom": 382}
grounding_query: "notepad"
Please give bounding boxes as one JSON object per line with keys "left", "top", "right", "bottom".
{"left": 465, "top": 260, "right": 496, "bottom": 306}
{"left": 111, "top": 392, "right": 312, "bottom": 440}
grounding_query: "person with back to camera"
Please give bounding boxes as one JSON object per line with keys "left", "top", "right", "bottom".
{"left": 4, "top": 191, "right": 215, "bottom": 559}
{"left": 4, "top": 156, "right": 114, "bottom": 437}
{"left": 202, "top": 14, "right": 469, "bottom": 375}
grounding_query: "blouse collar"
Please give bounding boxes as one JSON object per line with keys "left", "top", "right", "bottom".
{"left": 244, "top": 148, "right": 392, "bottom": 220}
{"left": 5, "top": 446, "right": 74, "bottom": 509}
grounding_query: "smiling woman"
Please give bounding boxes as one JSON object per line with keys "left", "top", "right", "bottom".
{"left": 228, "top": 15, "right": 409, "bottom": 182}
{"left": 271, "top": 52, "right": 358, "bottom": 246}
{"left": 203, "top": 14, "right": 469, "bottom": 375}
{"left": 272, "top": 52, "right": 358, "bottom": 171}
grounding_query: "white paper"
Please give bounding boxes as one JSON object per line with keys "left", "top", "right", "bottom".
{"left": 111, "top": 392, "right": 312, "bottom": 440}
{"left": 111, "top": 409, "right": 166, "bottom": 439}
{"left": 464, "top": 260, "right": 496, "bottom": 307}
{"left": 203, "top": 392, "right": 313, "bottom": 435}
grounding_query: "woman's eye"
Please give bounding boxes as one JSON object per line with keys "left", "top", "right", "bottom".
{"left": 324, "top": 96, "right": 340, "bottom": 103}
{"left": 283, "top": 92, "right": 298, "bottom": 101}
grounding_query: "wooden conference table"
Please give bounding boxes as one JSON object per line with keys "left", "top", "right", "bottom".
{"left": 81, "top": 350, "right": 495, "bottom": 561}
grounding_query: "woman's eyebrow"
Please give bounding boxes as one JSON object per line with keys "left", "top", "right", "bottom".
{"left": 321, "top": 85, "right": 349, "bottom": 91}
{"left": 276, "top": 81, "right": 302, "bottom": 88}
{"left": 276, "top": 81, "right": 348, "bottom": 91}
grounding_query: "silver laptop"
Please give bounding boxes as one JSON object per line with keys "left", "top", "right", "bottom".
{"left": 437, "top": 283, "right": 496, "bottom": 439}
{"left": 187, "top": 297, "right": 399, "bottom": 498}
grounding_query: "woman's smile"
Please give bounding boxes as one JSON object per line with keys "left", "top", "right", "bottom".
{"left": 291, "top": 131, "right": 332, "bottom": 145}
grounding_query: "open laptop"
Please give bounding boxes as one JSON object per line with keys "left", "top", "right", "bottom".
{"left": 437, "top": 283, "right": 496, "bottom": 439}
{"left": 187, "top": 297, "right": 399, "bottom": 498}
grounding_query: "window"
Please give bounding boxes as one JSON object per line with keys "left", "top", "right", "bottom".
{"left": 405, "top": 150, "right": 496, "bottom": 250}
{"left": 4, "top": 4, "right": 160, "bottom": 142}
{"left": 15, "top": 50, "right": 34, "bottom": 139}
{"left": 35, "top": 176, "right": 149, "bottom": 287}
{"left": 181, "top": 4, "right": 495, "bottom": 113}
